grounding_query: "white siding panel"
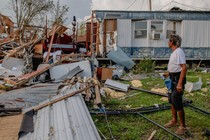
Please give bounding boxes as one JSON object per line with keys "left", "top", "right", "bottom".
{"left": 182, "top": 20, "right": 210, "bottom": 48}
{"left": 117, "top": 19, "right": 131, "bottom": 47}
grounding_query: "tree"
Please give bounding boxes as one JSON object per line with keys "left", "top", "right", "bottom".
{"left": 10, "top": 0, "right": 54, "bottom": 30}
{"left": 51, "top": 0, "right": 69, "bottom": 25}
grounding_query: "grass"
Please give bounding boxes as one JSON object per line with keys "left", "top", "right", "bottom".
{"left": 91, "top": 70, "right": 210, "bottom": 140}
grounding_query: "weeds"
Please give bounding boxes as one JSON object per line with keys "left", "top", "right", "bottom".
{"left": 132, "top": 58, "right": 155, "bottom": 74}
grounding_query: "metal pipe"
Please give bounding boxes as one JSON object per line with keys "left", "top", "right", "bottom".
{"left": 130, "top": 86, "right": 167, "bottom": 97}
{"left": 187, "top": 104, "right": 210, "bottom": 116}
{"left": 137, "top": 112, "right": 185, "bottom": 140}
{"left": 91, "top": 109, "right": 184, "bottom": 140}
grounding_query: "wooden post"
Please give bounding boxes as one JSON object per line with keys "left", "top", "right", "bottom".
{"left": 103, "top": 20, "right": 107, "bottom": 54}
{"left": 93, "top": 69, "right": 101, "bottom": 105}
{"left": 85, "top": 79, "right": 91, "bottom": 101}
{"left": 45, "top": 25, "right": 56, "bottom": 63}
{"left": 90, "top": 12, "right": 94, "bottom": 55}
{"left": 96, "top": 22, "right": 100, "bottom": 55}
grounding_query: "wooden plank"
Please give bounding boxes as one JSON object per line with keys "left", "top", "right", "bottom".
{"left": 93, "top": 69, "right": 101, "bottom": 105}
{"left": 85, "top": 78, "right": 92, "bottom": 101}
{"left": 4, "top": 25, "right": 61, "bottom": 58}
{"left": 148, "top": 130, "right": 156, "bottom": 140}
{"left": 45, "top": 26, "right": 56, "bottom": 63}
{"left": 33, "top": 85, "right": 94, "bottom": 111}
{"left": 3, "top": 78, "right": 17, "bottom": 85}
{"left": 103, "top": 20, "right": 107, "bottom": 53}
{"left": 67, "top": 76, "right": 76, "bottom": 90}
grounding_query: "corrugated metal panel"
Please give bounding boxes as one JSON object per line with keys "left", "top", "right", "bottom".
{"left": 0, "top": 83, "right": 60, "bottom": 109}
{"left": 117, "top": 19, "right": 132, "bottom": 47}
{"left": 50, "top": 60, "right": 92, "bottom": 80}
{"left": 19, "top": 86, "right": 101, "bottom": 140}
{"left": 56, "top": 66, "right": 83, "bottom": 82}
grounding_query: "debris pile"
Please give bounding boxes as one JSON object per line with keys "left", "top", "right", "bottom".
{"left": 0, "top": 17, "right": 136, "bottom": 139}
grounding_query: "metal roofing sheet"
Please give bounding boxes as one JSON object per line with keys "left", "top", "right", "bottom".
{"left": 19, "top": 86, "right": 101, "bottom": 140}
{"left": 0, "top": 83, "right": 60, "bottom": 109}
{"left": 50, "top": 60, "right": 92, "bottom": 81}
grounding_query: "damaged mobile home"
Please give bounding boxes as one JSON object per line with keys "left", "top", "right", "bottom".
{"left": 89, "top": 10, "right": 210, "bottom": 60}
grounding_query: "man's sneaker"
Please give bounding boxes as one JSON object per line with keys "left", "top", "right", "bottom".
{"left": 175, "top": 126, "right": 187, "bottom": 135}
{"left": 164, "top": 120, "right": 177, "bottom": 128}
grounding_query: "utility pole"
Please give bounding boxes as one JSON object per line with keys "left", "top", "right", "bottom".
{"left": 149, "top": 0, "right": 152, "bottom": 11}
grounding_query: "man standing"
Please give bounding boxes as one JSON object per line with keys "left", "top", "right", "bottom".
{"left": 164, "top": 34, "right": 187, "bottom": 135}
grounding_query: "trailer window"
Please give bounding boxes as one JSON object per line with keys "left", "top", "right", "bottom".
{"left": 166, "top": 21, "right": 176, "bottom": 38}
{"left": 151, "top": 21, "right": 163, "bottom": 33}
{"left": 135, "top": 21, "right": 147, "bottom": 38}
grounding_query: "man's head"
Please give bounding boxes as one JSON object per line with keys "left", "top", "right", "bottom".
{"left": 168, "top": 34, "right": 182, "bottom": 48}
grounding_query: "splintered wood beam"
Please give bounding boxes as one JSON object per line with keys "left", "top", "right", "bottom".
{"left": 45, "top": 25, "right": 56, "bottom": 63}
{"left": 85, "top": 78, "right": 92, "bottom": 101}
{"left": 93, "top": 69, "right": 101, "bottom": 105}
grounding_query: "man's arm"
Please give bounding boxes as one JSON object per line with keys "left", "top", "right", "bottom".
{"left": 177, "top": 64, "right": 187, "bottom": 93}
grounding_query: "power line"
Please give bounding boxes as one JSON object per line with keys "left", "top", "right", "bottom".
{"left": 126, "top": 0, "right": 137, "bottom": 10}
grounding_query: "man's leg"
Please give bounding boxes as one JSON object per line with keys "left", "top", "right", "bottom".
{"left": 164, "top": 105, "right": 177, "bottom": 127}
{"left": 178, "top": 109, "right": 186, "bottom": 127}
{"left": 171, "top": 105, "right": 177, "bottom": 123}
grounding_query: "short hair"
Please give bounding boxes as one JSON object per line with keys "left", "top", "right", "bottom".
{"left": 169, "top": 34, "right": 182, "bottom": 47}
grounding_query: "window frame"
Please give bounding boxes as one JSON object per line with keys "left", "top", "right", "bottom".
{"left": 166, "top": 21, "right": 176, "bottom": 39}
{"left": 134, "top": 21, "right": 147, "bottom": 39}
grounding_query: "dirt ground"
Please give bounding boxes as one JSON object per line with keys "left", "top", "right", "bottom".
{"left": 0, "top": 115, "right": 23, "bottom": 140}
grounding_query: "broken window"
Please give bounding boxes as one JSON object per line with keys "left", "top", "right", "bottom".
{"left": 134, "top": 21, "right": 147, "bottom": 38}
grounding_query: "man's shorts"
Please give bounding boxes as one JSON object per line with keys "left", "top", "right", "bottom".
{"left": 168, "top": 72, "right": 186, "bottom": 110}
{"left": 168, "top": 83, "right": 184, "bottom": 110}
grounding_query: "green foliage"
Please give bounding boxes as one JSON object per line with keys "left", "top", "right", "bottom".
{"left": 133, "top": 58, "right": 155, "bottom": 74}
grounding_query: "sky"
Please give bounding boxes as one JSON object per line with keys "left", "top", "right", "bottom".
{"left": 1, "top": 0, "right": 210, "bottom": 27}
